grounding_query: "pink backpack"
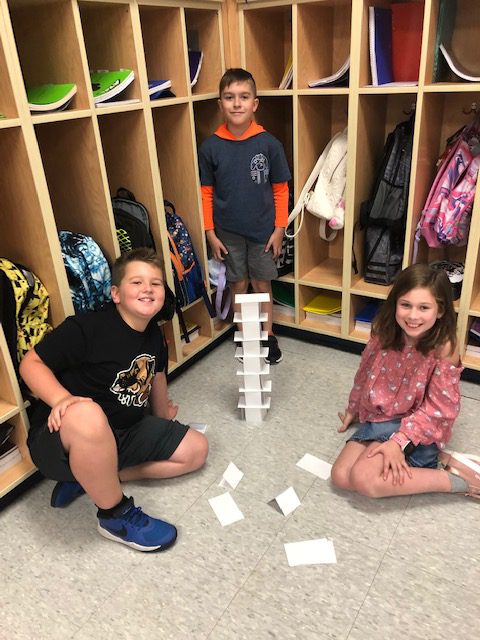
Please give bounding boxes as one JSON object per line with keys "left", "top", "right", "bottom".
{"left": 413, "top": 119, "right": 480, "bottom": 262}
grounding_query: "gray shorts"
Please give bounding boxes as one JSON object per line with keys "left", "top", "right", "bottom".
{"left": 215, "top": 227, "right": 278, "bottom": 282}
{"left": 27, "top": 415, "right": 189, "bottom": 482}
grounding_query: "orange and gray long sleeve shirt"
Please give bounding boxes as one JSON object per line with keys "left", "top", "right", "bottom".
{"left": 199, "top": 122, "right": 291, "bottom": 243}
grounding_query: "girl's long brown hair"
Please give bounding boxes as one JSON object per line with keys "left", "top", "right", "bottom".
{"left": 371, "top": 263, "right": 457, "bottom": 355}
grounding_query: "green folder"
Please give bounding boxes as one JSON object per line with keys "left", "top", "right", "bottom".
{"left": 90, "top": 69, "right": 135, "bottom": 103}
{"left": 26, "top": 83, "right": 77, "bottom": 111}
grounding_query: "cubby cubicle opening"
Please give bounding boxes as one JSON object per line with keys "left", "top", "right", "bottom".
{"left": 161, "top": 319, "right": 179, "bottom": 373}
{"left": 0, "top": 34, "right": 18, "bottom": 119}
{"left": 34, "top": 117, "right": 117, "bottom": 265}
{"left": 0, "top": 331, "right": 19, "bottom": 418}
{"left": 255, "top": 95, "right": 293, "bottom": 169}
{"left": 0, "top": 127, "right": 66, "bottom": 326}
{"left": 407, "top": 90, "right": 480, "bottom": 266}
{"left": 295, "top": 94, "right": 348, "bottom": 287}
{"left": 180, "top": 300, "right": 214, "bottom": 358}
{"left": 469, "top": 252, "right": 480, "bottom": 314}
{"left": 7, "top": 0, "right": 89, "bottom": 111}
{"left": 272, "top": 280, "right": 296, "bottom": 326}
{"left": 152, "top": 103, "right": 206, "bottom": 269}
{"left": 185, "top": 7, "right": 223, "bottom": 96}
{"left": 97, "top": 109, "right": 164, "bottom": 253}
{"left": 348, "top": 293, "right": 384, "bottom": 340}
{"left": 351, "top": 91, "right": 417, "bottom": 294}
{"left": 0, "top": 411, "right": 35, "bottom": 498}
{"left": 139, "top": 4, "right": 188, "bottom": 100}
{"left": 298, "top": 285, "right": 342, "bottom": 335}
{"left": 78, "top": 1, "right": 140, "bottom": 103}
{"left": 424, "top": 0, "right": 480, "bottom": 85}
{"left": 192, "top": 98, "right": 223, "bottom": 150}
{"left": 296, "top": 0, "right": 351, "bottom": 90}
{"left": 242, "top": 4, "right": 292, "bottom": 91}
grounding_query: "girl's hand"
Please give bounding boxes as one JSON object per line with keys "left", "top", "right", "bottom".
{"left": 167, "top": 398, "right": 179, "bottom": 420}
{"left": 48, "top": 396, "right": 93, "bottom": 432}
{"left": 337, "top": 410, "right": 355, "bottom": 432}
{"left": 367, "top": 440, "right": 413, "bottom": 485}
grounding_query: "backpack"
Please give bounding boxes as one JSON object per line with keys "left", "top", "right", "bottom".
{"left": 0, "top": 258, "right": 52, "bottom": 375}
{"left": 360, "top": 116, "right": 414, "bottom": 284}
{"left": 412, "top": 118, "right": 480, "bottom": 262}
{"left": 59, "top": 231, "right": 112, "bottom": 314}
{"left": 112, "top": 188, "right": 156, "bottom": 253}
{"left": 164, "top": 200, "right": 215, "bottom": 311}
{"left": 287, "top": 128, "right": 348, "bottom": 241}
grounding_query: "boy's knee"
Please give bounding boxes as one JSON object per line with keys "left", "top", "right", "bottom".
{"left": 61, "top": 401, "right": 109, "bottom": 439}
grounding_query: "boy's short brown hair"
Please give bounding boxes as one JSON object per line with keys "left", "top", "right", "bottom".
{"left": 219, "top": 68, "right": 257, "bottom": 97}
{"left": 111, "top": 248, "right": 164, "bottom": 287}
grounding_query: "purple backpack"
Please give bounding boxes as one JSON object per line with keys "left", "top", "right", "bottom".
{"left": 413, "top": 120, "right": 480, "bottom": 262}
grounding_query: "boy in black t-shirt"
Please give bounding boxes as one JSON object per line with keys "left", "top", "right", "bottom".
{"left": 20, "top": 248, "right": 208, "bottom": 552}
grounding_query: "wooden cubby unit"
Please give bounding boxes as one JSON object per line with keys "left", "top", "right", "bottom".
{"left": 139, "top": 4, "right": 188, "bottom": 100}
{"left": 8, "top": 0, "right": 90, "bottom": 112}
{"left": 241, "top": 3, "right": 291, "bottom": 91}
{"left": 185, "top": 6, "right": 223, "bottom": 96}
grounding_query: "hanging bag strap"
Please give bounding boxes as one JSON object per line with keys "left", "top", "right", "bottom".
{"left": 213, "top": 261, "right": 231, "bottom": 319}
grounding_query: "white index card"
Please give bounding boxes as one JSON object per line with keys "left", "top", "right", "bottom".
{"left": 272, "top": 486, "right": 301, "bottom": 517}
{"left": 219, "top": 462, "right": 244, "bottom": 490}
{"left": 189, "top": 422, "right": 207, "bottom": 434}
{"left": 208, "top": 493, "right": 244, "bottom": 527}
{"left": 284, "top": 538, "right": 337, "bottom": 567}
{"left": 296, "top": 453, "right": 332, "bottom": 479}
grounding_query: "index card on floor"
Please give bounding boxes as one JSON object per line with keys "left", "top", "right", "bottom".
{"left": 296, "top": 453, "right": 332, "bottom": 479}
{"left": 270, "top": 486, "right": 301, "bottom": 517}
{"left": 208, "top": 492, "right": 244, "bottom": 527}
{"left": 219, "top": 462, "right": 244, "bottom": 489}
{"left": 189, "top": 422, "right": 207, "bottom": 433}
{"left": 284, "top": 539, "right": 337, "bottom": 567}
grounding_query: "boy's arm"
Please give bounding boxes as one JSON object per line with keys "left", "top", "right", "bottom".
{"left": 201, "top": 185, "right": 229, "bottom": 261}
{"left": 19, "top": 349, "right": 92, "bottom": 432}
{"left": 265, "top": 182, "right": 289, "bottom": 258}
{"left": 149, "top": 372, "right": 178, "bottom": 420}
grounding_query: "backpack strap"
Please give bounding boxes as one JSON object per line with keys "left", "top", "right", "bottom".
{"left": 116, "top": 187, "right": 136, "bottom": 201}
{"left": 213, "top": 261, "right": 231, "bottom": 320}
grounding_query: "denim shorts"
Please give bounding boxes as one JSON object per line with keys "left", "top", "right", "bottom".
{"left": 347, "top": 419, "right": 439, "bottom": 469}
{"left": 215, "top": 227, "right": 278, "bottom": 282}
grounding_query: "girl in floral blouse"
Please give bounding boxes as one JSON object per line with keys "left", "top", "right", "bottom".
{"left": 331, "top": 263, "right": 480, "bottom": 499}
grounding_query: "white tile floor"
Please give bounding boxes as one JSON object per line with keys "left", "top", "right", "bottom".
{"left": 1, "top": 336, "right": 479, "bottom": 639}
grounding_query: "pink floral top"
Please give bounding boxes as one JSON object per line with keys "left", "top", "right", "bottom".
{"left": 347, "top": 336, "right": 463, "bottom": 448}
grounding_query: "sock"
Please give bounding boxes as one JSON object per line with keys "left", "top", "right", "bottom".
{"left": 447, "top": 472, "right": 469, "bottom": 493}
{"left": 96, "top": 494, "right": 130, "bottom": 519}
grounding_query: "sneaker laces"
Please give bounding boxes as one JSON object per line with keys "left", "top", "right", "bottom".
{"left": 123, "top": 505, "right": 150, "bottom": 528}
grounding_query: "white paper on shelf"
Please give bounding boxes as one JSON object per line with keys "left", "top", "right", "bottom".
{"left": 284, "top": 538, "right": 337, "bottom": 566}
{"left": 208, "top": 492, "right": 244, "bottom": 527}
{"left": 296, "top": 453, "right": 332, "bottom": 479}
{"left": 219, "top": 461, "right": 244, "bottom": 489}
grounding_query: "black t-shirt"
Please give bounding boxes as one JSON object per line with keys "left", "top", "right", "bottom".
{"left": 30, "top": 305, "right": 167, "bottom": 431}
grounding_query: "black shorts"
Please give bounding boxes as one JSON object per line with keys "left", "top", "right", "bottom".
{"left": 27, "top": 415, "right": 189, "bottom": 482}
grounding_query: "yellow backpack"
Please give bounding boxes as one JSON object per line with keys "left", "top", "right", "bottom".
{"left": 0, "top": 258, "right": 52, "bottom": 375}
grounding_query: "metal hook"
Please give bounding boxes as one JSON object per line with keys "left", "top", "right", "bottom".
{"left": 403, "top": 102, "right": 416, "bottom": 115}
{"left": 462, "top": 102, "right": 479, "bottom": 115}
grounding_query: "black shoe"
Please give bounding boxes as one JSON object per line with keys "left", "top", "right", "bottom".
{"left": 263, "top": 335, "right": 283, "bottom": 364}
{"left": 50, "top": 481, "right": 86, "bottom": 508}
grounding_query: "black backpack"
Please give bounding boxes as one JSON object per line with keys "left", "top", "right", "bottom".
{"left": 359, "top": 116, "right": 414, "bottom": 285}
{"left": 112, "top": 188, "right": 156, "bottom": 253}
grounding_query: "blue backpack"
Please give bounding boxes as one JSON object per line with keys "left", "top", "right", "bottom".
{"left": 164, "top": 201, "right": 215, "bottom": 340}
{"left": 59, "top": 231, "right": 112, "bottom": 314}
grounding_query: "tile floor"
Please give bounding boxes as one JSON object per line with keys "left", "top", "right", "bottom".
{"left": 1, "top": 335, "right": 479, "bottom": 639}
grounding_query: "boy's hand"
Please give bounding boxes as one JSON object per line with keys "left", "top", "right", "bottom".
{"left": 48, "top": 395, "right": 93, "bottom": 432}
{"left": 206, "top": 230, "right": 228, "bottom": 261}
{"left": 265, "top": 227, "right": 284, "bottom": 259}
{"left": 167, "top": 398, "right": 179, "bottom": 420}
{"left": 367, "top": 440, "right": 413, "bottom": 485}
{"left": 337, "top": 410, "right": 355, "bottom": 432}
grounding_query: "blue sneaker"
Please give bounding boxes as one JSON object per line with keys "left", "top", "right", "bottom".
{"left": 50, "top": 480, "right": 86, "bottom": 508}
{"left": 97, "top": 497, "right": 177, "bottom": 552}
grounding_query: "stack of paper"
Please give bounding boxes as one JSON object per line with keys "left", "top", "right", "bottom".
{"left": 308, "top": 57, "right": 350, "bottom": 88}
{"left": 279, "top": 51, "right": 293, "bottom": 89}
{"left": 354, "top": 300, "right": 380, "bottom": 333}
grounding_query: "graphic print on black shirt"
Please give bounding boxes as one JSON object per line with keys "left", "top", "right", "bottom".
{"left": 110, "top": 353, "right": 156, "bottom": 407}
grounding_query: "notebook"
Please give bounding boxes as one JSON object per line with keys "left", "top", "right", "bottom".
{"left": 303, "top": 292, "right": 342, "bottom": 315}
{"left": 188, "top": 51, "right": 203, "bottom": 87}
{"left": 369, "top": 6, "right": 394, "bottom": 86}
{"left": 148, "top": 79, "right": 172, "bottom": 99}
{"left": 90, "top": 69, "right": 135, "bottom": 104}
{"left": 27, "top": 83, "right": 77, "bottom": 112}
{"left": 391, "top": 2, "right": 424, "bottom": 83}
{"left": 308, "top": 57, "right": 350, "bottom": 88}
